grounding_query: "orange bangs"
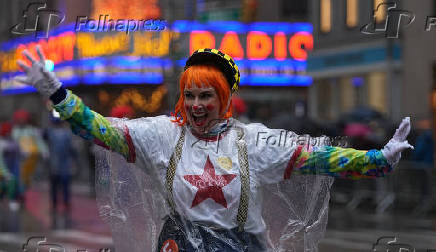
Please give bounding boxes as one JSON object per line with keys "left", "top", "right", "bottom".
{"left": 172, "top": 65, "right": 233, "bottom": 126}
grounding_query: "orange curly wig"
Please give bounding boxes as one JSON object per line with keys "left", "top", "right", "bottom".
{"left": 172, "top": 65, "right": 233, "bottom": 126}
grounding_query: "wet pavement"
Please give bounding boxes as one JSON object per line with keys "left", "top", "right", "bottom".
{"left": 319, "top": 207, "right": 436, "bottom": 251}
{"left": 0, "top": 182, "right": 435, "bottom": 252}
{"left": 0, "top": 182, "right": 113, "bottom": 252}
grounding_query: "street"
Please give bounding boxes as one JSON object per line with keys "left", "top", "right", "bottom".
{"left": 0, "top": 182, "right": 435, "bottom": 251}
{"left": 0, "top": 183, "right": 113, "bottom": 252}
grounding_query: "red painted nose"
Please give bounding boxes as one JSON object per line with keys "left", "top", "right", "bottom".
{"left": 192, "top": 105, "right": 200, "bottom": 111}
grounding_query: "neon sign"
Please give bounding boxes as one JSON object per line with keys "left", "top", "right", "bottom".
{"left": 176, "top": 21, "right": 313, "bottom": 86}
{"left": 187, "top": 27, "right": 313, "bottom": 61}
{"left": 0, "top": 32, "right": 75, "bottom": 73}
{"left": 1, "top": 21, "right": 313, "bottom": 95}
{"left": 76, "top": 32, "right": 130, "bottom": 58}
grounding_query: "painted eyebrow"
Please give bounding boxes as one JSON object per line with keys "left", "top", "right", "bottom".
{"left": 183, "top": 89, "right": 214, "bottom": 93}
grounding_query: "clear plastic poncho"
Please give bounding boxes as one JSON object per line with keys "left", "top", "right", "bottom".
{"left": 95, "top": 117, "right": 334, "bottom": 252}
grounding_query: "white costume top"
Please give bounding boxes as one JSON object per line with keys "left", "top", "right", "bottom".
{"left": 126, "top": 115, "right": 298, "bottom": 234}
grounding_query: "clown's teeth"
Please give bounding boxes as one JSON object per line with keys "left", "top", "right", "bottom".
{"left": 193, "top": 113, "right": 206, "bottom": 116}
{"left": 193, "top": 114, "right": 207, "bottom": 126}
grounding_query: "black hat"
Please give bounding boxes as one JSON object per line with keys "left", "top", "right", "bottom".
{"left": 184, "top": 48, "right": 240, "bottom": 93}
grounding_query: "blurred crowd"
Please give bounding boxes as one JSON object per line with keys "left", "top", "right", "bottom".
{"left": 0, "top": 104, "right": 137, "bottom": 229}
{"left": 0, "top": 109, "right": 77, "bottom": 226}
{"left": 228, "top": 97, "right": 434, "bottom": 215}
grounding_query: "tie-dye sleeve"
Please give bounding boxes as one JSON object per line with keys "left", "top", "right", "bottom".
{"left": 53, "top": 90, "right": 135, "bottom": 163}
{"left": 286, "top": 145, "right": 392, "bottom": 180}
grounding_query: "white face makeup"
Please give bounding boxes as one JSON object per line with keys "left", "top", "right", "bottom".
{"left": 184, "top": 86, "right": 221, "bottom": 135}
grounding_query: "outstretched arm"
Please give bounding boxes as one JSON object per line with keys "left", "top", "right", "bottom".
{"left": 287, "top": 145, "right": 391, "bottom": 179}
{"left": 288, "top": 118, "right": 413, "bottom": 179}
{"left": 52, "top": 90, "right": 134, "bottom": 162}
{"left": 16, "top": 46, "right": 134, "bottom": 162}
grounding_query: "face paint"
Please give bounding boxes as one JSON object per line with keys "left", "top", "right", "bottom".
{"left": 184, "top": 87, "right": 221, "bottom": 135}
{"left": 206, "top": 104, "right": 215, "bottom": 111}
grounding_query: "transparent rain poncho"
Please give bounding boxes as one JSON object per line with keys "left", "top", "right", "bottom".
{"left": 95, "top": 117, "right": 334, "bottom": 252}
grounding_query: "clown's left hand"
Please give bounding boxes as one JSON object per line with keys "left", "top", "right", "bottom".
{"left": 381, "top": 117, "right": 414, "bottom": 166}
{"left": 15, "top": 45, "right": 62, "bottom": 97}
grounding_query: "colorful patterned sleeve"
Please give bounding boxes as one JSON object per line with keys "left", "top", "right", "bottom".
{"left": 284, "top": 145, "right": 392, "bottom": 180}
{"left": 53, "top": 90, "right": 135, "bottom": 163}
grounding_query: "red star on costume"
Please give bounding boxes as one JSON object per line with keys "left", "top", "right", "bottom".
{"left": 184, "top": 156, "right": 237, "bottom": 208}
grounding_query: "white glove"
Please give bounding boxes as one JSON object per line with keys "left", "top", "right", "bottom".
{"left": 15, "top": 45, "right": 61, "bottom": 97}
{"left": 381, "top": 117, "right": 414, "bottom": 166}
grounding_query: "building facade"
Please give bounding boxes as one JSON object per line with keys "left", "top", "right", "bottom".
{"left": 307, "top": 0, "right": 400, "bottom": 122}
{"left": 308, "top": 0, "right": 436, "bottom": 127}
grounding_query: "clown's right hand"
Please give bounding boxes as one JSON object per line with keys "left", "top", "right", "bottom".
{"left": 15, "top": 45, "right": 62, "bottom": 97}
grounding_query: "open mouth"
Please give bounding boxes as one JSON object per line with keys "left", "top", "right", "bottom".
{"left": 192, "top": 112, "right": 208, "bottom": 127}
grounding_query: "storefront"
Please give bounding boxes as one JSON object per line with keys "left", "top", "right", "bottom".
{"left": 307, "top": 42, "right": 402, "bottom": 121}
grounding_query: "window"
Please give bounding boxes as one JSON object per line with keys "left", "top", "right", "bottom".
{"left": 320, "top": 0, "right": 331, "bottom": 33}
{"left": 374, "top": 0, "right": 386, "bottom": 23}
{"left": 433, "top": 0, "right": 436, "bottom": 16}
{"left": 346, "top": 0, "right": 358, "bottom": 28}
{"left": 282, "top": 0, "right": 308, "bottom": 20}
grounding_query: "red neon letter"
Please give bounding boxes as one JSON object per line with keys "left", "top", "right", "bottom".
{"left": 190, "top": 31, "right": 215, "bottom": 55}
{"left": 247, "top": 31, "right": 272, "bottom": 60}
{"left": 15, "top": 44, "right": 28, "bottom": 71}
{"left": 20, "top": 42, "right": 38, "bottom": 66}
{"left": 219, "top": 31, "right": 244, "bottom": 60}
{"left": 289, "top": 31, "right": 313, "bottom": 61}
{"left": 45, "top": 32, "right": 76, "bottom": 63}
{"left": 274, "top": 32, "right": 287, "bottom": 61}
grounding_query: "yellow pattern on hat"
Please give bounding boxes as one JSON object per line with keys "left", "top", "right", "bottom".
{"left": 187, "top": 48, "right": 240, "bottom": 93}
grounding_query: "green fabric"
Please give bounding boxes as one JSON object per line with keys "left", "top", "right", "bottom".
{"left": 293, "top": 145, "right": 392, "bottom": 179}
{"left": 53, "top": 90, "right": 130, "bottom": 160}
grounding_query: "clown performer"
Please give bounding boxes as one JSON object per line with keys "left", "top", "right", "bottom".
{"left": 16, "top": 46, "right": 413, "bottom": 252}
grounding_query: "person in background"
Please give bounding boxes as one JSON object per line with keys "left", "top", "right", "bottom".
{"left": 231, "top": 96, "right": 249, "bottom": 124}
{"left": 44, "top": 110, "right": 77, "bottom": 228}
{"left": 411, "top": 119, "right": 433, "bottom": 215}
{"left": 0, "top": 136, "right": 12, "bottom": 199}
{"left": 0, "top": 122, "right": 21, "bottom": 211}
{"left": 12, "top": 110, "right": 48, "bottom": 193}
{"left": 110, "top": 105, "right": 134, "bottom": 119}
